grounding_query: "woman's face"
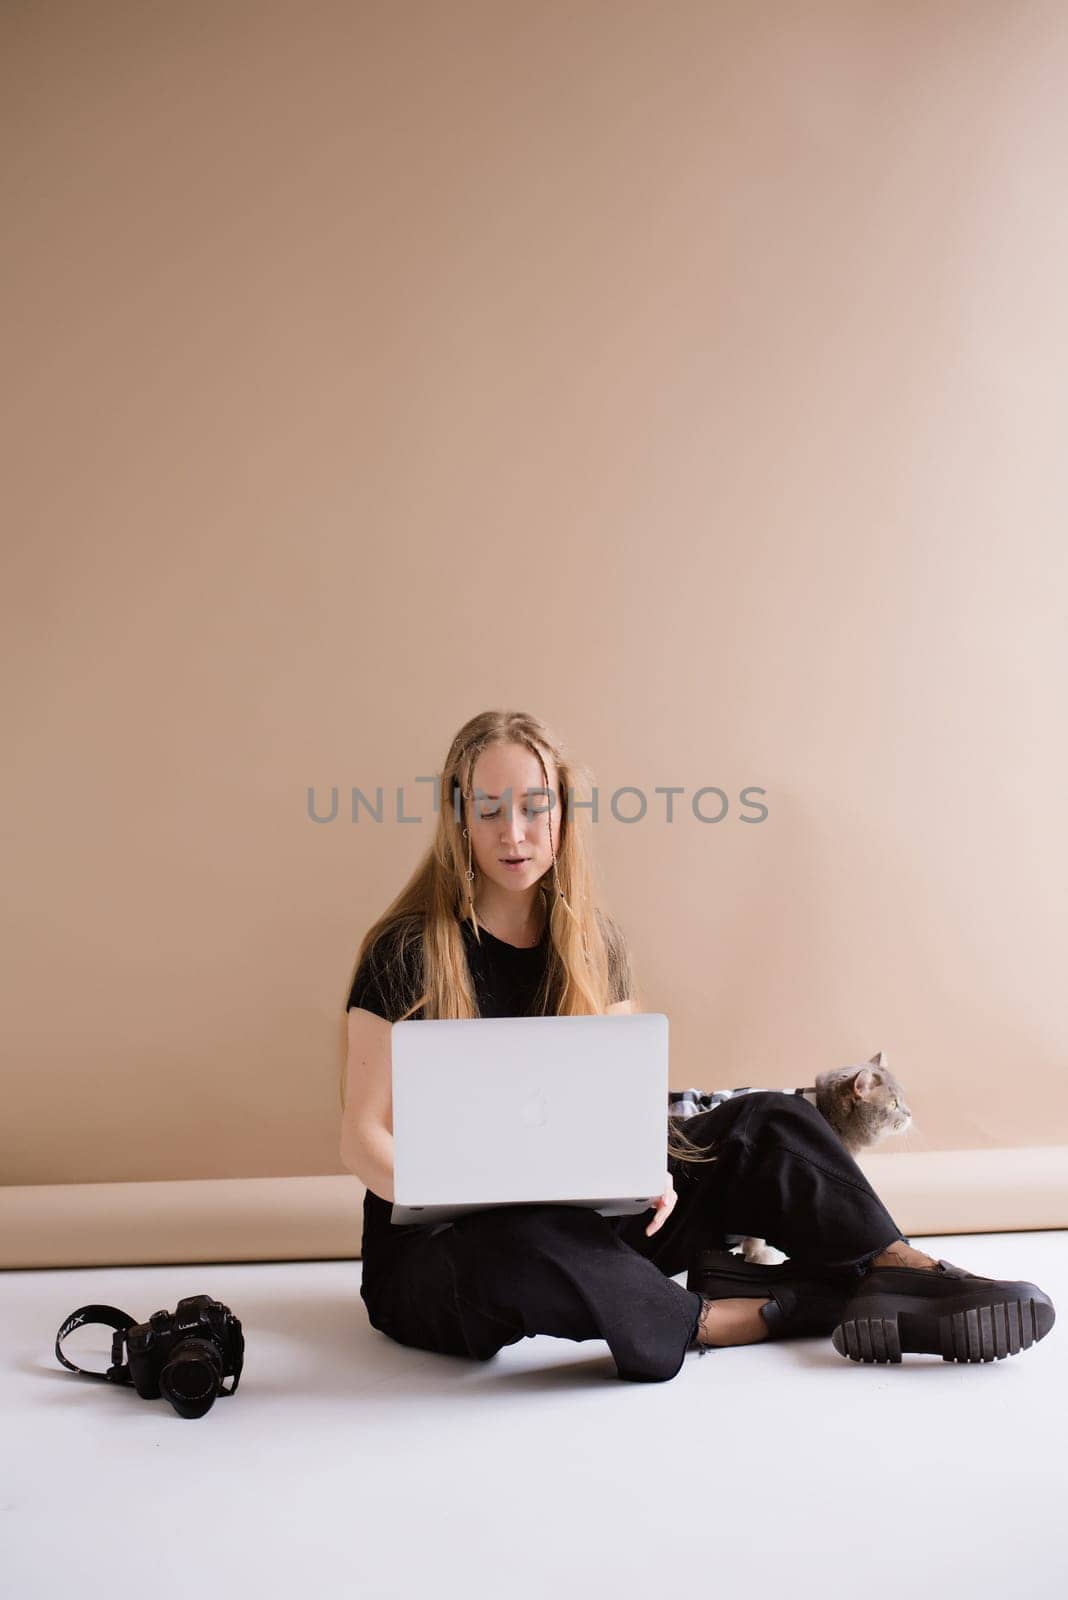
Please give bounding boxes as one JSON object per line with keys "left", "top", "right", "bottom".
{"left": 465, "top": 742, "right": 562, "bottom": 893}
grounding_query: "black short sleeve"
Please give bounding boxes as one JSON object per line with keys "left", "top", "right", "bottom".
{"left": 346, "top": 922, "right": 425, "bottom": 1022}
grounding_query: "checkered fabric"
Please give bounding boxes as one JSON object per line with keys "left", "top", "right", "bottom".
{"left": 668, "top": 1085, "right": 818, "bottom": 1118}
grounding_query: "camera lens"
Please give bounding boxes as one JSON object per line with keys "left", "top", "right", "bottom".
{"left": 158, "top": 1338, "right": 224, "bottom": 1419}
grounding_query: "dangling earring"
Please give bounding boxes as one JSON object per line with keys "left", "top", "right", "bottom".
{"left": 461, "top": 826, "right": 474, "bottom": 883}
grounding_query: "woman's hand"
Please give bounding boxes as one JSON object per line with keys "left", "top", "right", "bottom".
{"left": 645, "top": 1171, "right": 677, "bottom": 1236}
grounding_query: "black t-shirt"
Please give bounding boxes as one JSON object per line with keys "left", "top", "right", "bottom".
{"left": 347, "top": 915, "right": 554, "bottom": 1025}
{"left": 345, "top": 911, "right": 628, "bottom": 1290}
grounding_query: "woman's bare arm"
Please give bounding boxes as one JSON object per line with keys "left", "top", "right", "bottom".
{"left": 339, "top": 1008, "right": 396, "bottom": 1201}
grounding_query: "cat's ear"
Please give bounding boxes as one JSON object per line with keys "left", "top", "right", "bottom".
{"left": 852, "top": 1066, "right": 878, "bottom": 1098}
{"left": 868, "top": 1050, "right": 887, "bottom": 1070}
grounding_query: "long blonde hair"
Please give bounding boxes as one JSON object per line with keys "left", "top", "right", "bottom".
{"left": 341, "top": 709, "right": 714, "bottom": 1165}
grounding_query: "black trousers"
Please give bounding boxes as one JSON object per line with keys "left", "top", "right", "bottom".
{"left": 360, "top": 1089, "right": 907, "bottom": 1382}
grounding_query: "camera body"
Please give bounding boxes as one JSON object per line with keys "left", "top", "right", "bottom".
{"left": 124, "top": 1294, "right": 244, "bottom": 1416}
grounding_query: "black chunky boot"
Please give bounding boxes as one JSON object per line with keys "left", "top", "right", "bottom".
{"left": 686, "top": 1247, "right": 858, "bottom": 1346}
{"left": 830, "top": 1256, "right": 1057, "bottom": 1364}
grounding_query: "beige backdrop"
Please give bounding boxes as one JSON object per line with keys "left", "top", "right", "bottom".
{"left": 4, "top": 0, "right": 1067, "bottom": 1192}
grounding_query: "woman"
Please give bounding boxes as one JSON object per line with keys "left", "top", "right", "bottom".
{"left": 339, "top": 710, "right": 1055, "bottom": 1382}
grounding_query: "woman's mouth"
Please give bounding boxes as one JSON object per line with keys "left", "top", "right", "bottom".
{"left": 500, "top": 857, "right": 531, "bottom": 870}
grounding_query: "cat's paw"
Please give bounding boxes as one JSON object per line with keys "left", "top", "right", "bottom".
{"left": 740, "top": 1236, "right": 788, "bottom": 1266}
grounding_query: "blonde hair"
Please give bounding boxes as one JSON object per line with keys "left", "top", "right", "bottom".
{"left": 341, "top": 709, "right": 714, "bottom": 1165}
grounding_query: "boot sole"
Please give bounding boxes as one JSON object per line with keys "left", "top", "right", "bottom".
{"left": 831, "top": 1292, "right": 1055, "bottom": 1363}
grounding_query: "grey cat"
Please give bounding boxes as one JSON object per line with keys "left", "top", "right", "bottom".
{"left": 669, "top": 1051, "right": 912, "bottom": 1265}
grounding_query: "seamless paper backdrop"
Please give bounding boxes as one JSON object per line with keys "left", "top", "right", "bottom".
{"left": 3, "top": 0, "right": 1066, "bottom": 1187}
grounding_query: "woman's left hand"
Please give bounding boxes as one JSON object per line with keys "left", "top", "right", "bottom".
{"left": 645, "top": 1171, "right": 677, "bottom": 1236}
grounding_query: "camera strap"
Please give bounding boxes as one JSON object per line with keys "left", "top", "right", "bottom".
{"left": 55, "top": 1304, "right": 138, "bottom": 1385}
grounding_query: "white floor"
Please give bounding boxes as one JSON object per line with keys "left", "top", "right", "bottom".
{"left": 3, "top": 1229, "right": 1065, "bottom": 1600}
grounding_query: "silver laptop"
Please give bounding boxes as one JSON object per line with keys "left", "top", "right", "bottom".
{"left": 390, "top": 1012, "right": 669, "bottom": 1226}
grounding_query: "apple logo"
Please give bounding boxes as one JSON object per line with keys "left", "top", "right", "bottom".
{"left": 520, "top": 1088, "right": 547, "bottom": 1127}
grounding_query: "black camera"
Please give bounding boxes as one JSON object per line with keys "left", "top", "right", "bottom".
{"left": 56, "top": 1294, "right": 244, "bottom": 1418}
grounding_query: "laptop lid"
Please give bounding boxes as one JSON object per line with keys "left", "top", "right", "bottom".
{"left": 390, "top": 1012, "right": 668, "bottom": 1226}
